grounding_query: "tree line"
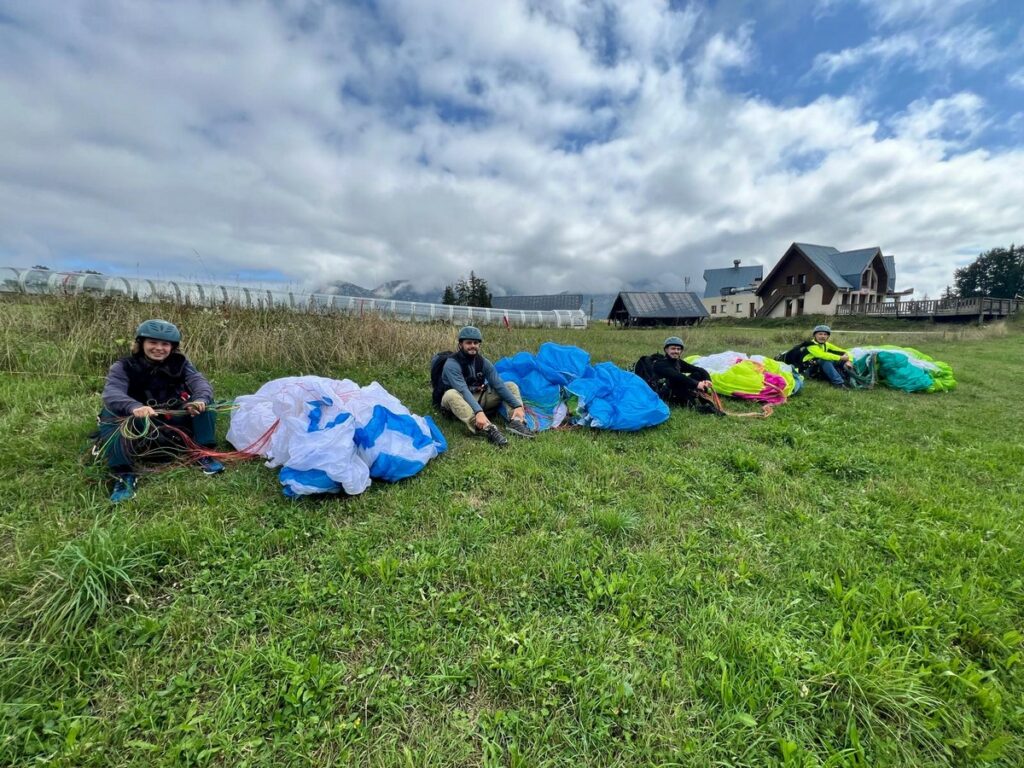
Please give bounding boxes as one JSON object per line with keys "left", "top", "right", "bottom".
{"left": 949, "top": 244, "right": 1023, "bottom": 299}
{"left": 442, "top": 271, "right": 492, "bottom": 307}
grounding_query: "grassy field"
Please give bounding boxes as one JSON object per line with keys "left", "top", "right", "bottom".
{"left": 1, "top": 297, "right": 1022, "bottom": 767}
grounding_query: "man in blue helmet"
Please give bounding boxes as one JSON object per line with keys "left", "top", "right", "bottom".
{"left": 97, "top": 319, "right": 224, "bottom": 502}
{"left": 433, "top": 325, "right": 534, "bottom": 446}
{"left": 801, "top": 324, "right": 853, "bottom": 388}
{"left": 650, "top": 336, "right": 719, "bottom": 413}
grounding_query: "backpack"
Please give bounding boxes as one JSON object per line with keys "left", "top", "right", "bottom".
{"left": 776, "top": 342, "right": 811, "bottom": 370}
{"left": 632, "top": 354, "right": 670, "bottom": 400}
{"left": 430, "top": 351, "right": 484, "bottom": 407}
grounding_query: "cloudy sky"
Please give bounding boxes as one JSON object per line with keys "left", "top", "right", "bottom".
{"left": 1, "top": 0, "right": 1022, "bottom": 298}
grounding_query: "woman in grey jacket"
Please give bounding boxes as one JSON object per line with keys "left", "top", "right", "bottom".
{"left": 98, "top": 319, "right": 223, "bottom": 502}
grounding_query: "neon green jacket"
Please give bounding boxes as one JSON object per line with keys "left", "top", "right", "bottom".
{"left": 802, "top": 340, "right": 849, "bottom": 363}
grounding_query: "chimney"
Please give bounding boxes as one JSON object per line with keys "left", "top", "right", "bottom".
{"left": 733, "top": 259, "right": 741, "bottom": 268}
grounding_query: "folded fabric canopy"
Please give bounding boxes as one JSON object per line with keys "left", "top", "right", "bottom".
{"left": 684, "top": 351, "right": 802, "bottom": 404}
{"left": 227, "top": 376, "right": 446, "bottom": 497}
{"left": 495, "top": 342, "right": 669, "bottom": 431}
{"left": 848, "top": 345, "right": 956, "bottom": 392}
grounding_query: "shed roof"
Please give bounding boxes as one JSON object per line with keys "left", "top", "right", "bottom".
{"left": 609, "top": 291, "right": 709, "bottom": 319}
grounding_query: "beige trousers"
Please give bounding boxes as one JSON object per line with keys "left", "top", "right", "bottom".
{"left": 440, "top": 382, "right": 522, "bottom": 433}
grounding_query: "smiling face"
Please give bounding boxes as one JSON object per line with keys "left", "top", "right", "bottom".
{"left": 665, "top": 344, "right": 683, "bottom": 359}
{"left": 141, "top": 338, "right": 173, "bottom": 362}
{"left": 813, "top": 331, "right": 830, "bottom": 344}
{"left": 459, "top": 339, "right": 481, "bottom": 357}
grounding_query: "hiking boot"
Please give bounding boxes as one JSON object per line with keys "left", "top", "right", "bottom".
{"left": 110, "top": 474, "right": 137, "bottom": 503}
{"left": 482, "top": 424, "right": 508, "bottom": 447}
{"left": 693, "top": 399, "right": 725, "bottom": 417}
{"left": 506, "top": 418, "right": 536, "bottom": 438}
{"left": 198, "top": 456, "right": 225, "bottom": 475}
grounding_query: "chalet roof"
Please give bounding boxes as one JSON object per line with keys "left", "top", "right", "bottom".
{"left": 832, "top": 248, "right": 883, "bottom": 287}
{"left": 608, "top": 292, "right": 709, "bottom": 320}
{"left": 882, "top": 255, "right": 896, "bottom": 292}
{"left": 757, "top": 242, "right": 890, "bottom": 294}
{"left": 702, "top": 264, "right": 763, "bottom": 298}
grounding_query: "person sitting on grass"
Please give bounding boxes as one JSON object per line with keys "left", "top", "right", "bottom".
{"left": 652, "top": 336, "right": 720, "bottom": 414}
{"left": 433, "top": 325, "right": 535, "bottom": 447}
{"left": 801, "top": 324, "right": 853, "bottom": 388}
{"left": 98, "top": 319, "right": 224, "bottom": 502}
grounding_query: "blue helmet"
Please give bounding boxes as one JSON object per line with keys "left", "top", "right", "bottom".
{"left": 812, "top": 324, "right": 832, "bottom": 335}
{"left": 663, "top": 336, "right": 685, "bottom": 349}
{"left": 135, "top": 319, "right": 181, "bottom": 343}
{"left": 458, "top": 325, "right": 483, "bottom": 342}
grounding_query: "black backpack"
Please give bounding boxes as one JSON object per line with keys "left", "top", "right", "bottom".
{"left": 430, "top": 351, "right": 484, "bottom": 407}
{"left": 776, "top": 342, "right": 811, "bottom": 369}
{"left": 632, "top": 354, "right": 670, "bottom": 400}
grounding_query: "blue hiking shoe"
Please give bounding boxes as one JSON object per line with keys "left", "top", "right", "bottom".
{"left": 110, "top": 474, "right": 137, "bottom": 503}
{"left": 198, "top": 456, "right": 225, "bottom": 475}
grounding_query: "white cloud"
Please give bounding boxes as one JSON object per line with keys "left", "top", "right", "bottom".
{"left": 0, "top": 0, "right": 1022, "bottom": 301}
{"left": 891, "top": 92, "right": 987, "bottom": 146}
{"left": 812, "top": 23, "right": 999, "bottom": 79}
{"left": 856, "top": 0, "right": 985, "bottom": 26}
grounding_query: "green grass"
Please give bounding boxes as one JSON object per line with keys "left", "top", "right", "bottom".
{"left": 1, "top": 297, "right": 1022, "bottom": 766}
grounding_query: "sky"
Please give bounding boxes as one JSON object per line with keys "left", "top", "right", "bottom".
{"left": 1, "top": 0, "right": 1023, "bottom": 299}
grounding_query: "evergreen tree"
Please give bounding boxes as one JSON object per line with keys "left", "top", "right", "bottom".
{"left": 445, "top": 272, "right": 494, "bottom": 306}
{"left": 454, "top": 277, "right": 470, "bottom": 305}
{"left": 466, "top": 271, "right": 492, "bottom": 307}
{"left": 953, "top": 244, "right": 1024, "bottom": 298}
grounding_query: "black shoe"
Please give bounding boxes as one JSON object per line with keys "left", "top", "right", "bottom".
{"left": 506, "top": 418, "right": 536, "bottom": 438}
{"left": 693, "top": 399, "right": 725, "bottom": 416}
{"left": 483, "top": 424, "right": 508, "bottom": 447}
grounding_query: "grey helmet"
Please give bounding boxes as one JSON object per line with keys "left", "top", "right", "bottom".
{"left": 458, "top": 325, "right": 483, "bottom": 342}
{"left": 663, "top": 336, "right": 685, "bottom": 349}
{"left": 135, "top": 319, "right": 181, "bottom": 343}
{"left": 812, "top": 324, "right": 832, "bottom": 335}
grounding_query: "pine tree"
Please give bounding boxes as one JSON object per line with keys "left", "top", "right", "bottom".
{"left": 442, "top": 285, "right": 457, "bottom": 305}
{"left": 466, "top": 271, "right": 492, "bottom": 307}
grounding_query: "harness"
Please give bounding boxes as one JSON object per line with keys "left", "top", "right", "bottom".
{"left": 121, "top": 353, "right": 193, "bottom": 408}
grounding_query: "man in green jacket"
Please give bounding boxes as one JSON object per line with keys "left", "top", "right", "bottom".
{"left": 802, "top": 324, "right": 853, "bottom": 388}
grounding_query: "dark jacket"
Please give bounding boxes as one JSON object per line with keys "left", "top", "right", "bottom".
{"left": 102, "top": 352, "right": 213, "bottom": 416}
{"left": 652, "top": 354, "right": 711, "bottom": 398}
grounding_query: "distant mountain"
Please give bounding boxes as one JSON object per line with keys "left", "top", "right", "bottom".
{"left": 371, "top": 280, "right": 442, "bottom": 304}
{"left": 317, "top": 280, "right": 374, "bottom": 298}
{"left": 314, "top": 279, "right": 440, "bottom": 304}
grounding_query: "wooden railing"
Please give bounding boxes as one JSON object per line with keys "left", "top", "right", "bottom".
{"left": 835, "top": 296, "right": 1022, "bottom": 318}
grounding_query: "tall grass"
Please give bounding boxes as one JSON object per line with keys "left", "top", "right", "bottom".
{"left": 3, "top": 522, "right": 173, "bottom": 642}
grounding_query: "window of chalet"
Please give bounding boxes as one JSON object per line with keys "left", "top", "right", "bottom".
{"left": 786, "top": 275, "right": 794, "bottom": 285}
{"left": 711, "top": 305, "right": 717, "bottom": 314}
{"left": 736, "top": 303, "right": 742, "bottom": 313}
{"left": 799, "top": 274, "right": 807, "bottom": 284}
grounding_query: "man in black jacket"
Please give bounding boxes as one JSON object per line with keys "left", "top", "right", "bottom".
{"left": 652, "top": 336, "right": 717, "bottom": 411}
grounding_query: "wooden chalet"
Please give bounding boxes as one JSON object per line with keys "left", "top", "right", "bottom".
{"left": 755, "top": 243, "right": 900, "bottom": 318}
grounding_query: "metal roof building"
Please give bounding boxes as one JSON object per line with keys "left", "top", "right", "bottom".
{"left": 491, "top": 294, "right": 583, "bottom": 311}
{"left": 702, "top": 262, "right": 763, "bottom": 297}
{"left": 607, "top": 291, "right": 709, "bottom": 326}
